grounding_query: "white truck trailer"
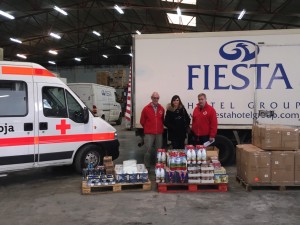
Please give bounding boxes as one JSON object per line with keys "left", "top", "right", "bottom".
{"left": 132, "top": 29, "right": 300, "bottom": 164}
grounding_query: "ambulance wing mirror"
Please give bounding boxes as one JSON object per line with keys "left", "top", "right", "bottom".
{"left": 83, "top": 107, "right": 89, "bottom": 124}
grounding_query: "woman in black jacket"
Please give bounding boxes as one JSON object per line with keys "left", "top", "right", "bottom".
{"left": 164, "top": 95, "right": 191, "bottom": 149}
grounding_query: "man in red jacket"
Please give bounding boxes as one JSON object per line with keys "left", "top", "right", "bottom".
{"left": 140, "top": 92, "right": 165, "bottom": 169}
{"left": 191, "top": 93, "right": 218, "bottom": 145}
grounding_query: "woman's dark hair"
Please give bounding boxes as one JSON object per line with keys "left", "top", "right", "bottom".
{"left": 170, "top": 95, "right": 183, "bottom": 108}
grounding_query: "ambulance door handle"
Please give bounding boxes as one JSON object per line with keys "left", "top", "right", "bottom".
{"left": 39, "top": 122, "right": 48, "bottom": 130}
{"left": 24, "top": 123, "right": 33, "bottom": 131}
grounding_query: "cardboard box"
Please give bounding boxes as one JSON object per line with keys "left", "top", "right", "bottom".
{"left": 271, "top": 170, "right": 294, "bottom": 184}
{"left": 206, "top": 146, "right": 219, "bottom": 161}
{"left": 295, "top": 151, "right": 300, "bottom": 184}
{"left": 236, "top": 145, "right": 242, "bottom": 177}
{"left": 96, "top": 71, "right": 110, "bottom": 86}
{"left": 239, "top": 145, "right": 271, "bottom": 184}
{"left": 252, "top": 124, "right": 299, "bottom": 150}
{"left": 271, "top": 151, "right": 294, "bottom": 170}
{"left": 254, "top": 124, "right": 281, "bottom": 149}
{"left": 271, "top": 151, "right": 294, "bottom": 184}
{"left": 299, "top": 132, "right": 300, "bottom": 149}
{"left": 281, "top": 128, "right": 299, "bottom": 150}
{"left": 243, "top": 167, "right": 271, "bottom": 184}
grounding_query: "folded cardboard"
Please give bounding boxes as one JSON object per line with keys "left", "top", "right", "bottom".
{"left": 252, "top": 124, "right": 299, "bottom": 150}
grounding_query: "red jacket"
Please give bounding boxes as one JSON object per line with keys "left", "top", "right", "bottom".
{"left": 191, "top": 103, "right": 218, "bottom": 138}
{"left": 140, "top": 103, "right": 165, "bottom": 134}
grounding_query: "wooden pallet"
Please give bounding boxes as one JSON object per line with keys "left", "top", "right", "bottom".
{"left": 236, "top": 176, "right": 300, "bottom": 191}
{"left": 157, "top": 182, "right": 228, "bottom": 193}
{"left": 82, "top": 180, "right": 151, "bottom": 194}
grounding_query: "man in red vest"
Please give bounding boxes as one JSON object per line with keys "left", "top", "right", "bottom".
{"left": 140, "top": 92, "right": 165, "bottom": 169}
{"left": 191, "top": 93, "right": 218, "bottom": 145}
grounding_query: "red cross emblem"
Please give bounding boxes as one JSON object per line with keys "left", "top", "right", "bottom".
{"left": 56, "top": 119, "right": 71, "bottom": 135}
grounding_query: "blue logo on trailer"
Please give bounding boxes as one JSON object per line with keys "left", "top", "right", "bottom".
{"left": 187, "top": 40, "right": 292, "bottom": 90}
{"left": 219, "top": 40, "right": 259, "bottom": 62}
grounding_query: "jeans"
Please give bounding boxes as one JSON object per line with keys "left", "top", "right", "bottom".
{"left": 144, "top": 134, "right": 163, "bottom": 168}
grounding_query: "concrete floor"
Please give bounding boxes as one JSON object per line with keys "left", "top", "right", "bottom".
{"left": 0, "top": 120, "right": 300, "bottom": 225}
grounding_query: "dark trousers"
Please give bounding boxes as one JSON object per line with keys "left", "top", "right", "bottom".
{"left": 189, "top": 134, "right": 209, "bottom": 146}
{"left": 171, "top": 138, "right": 185, "bottom": 149}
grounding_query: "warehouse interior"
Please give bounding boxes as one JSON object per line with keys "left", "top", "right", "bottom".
{"left": 1, "top": 0, "right": 300, "bottom": 67}
{"left": 1, "top": 1, "right": 300, "bottom": 225}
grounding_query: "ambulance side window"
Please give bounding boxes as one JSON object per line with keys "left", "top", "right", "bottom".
{"left": 42, "top": 87, "right": 67, "bottom": 118}
{"left": 0, "top": 81, "right": 27, "bottom": 117}
{"left": 66, "top": 90, "right": 84, "bottom": 123}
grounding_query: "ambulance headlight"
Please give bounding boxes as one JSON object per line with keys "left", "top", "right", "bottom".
{"left": 114, "top": 132, "right": 118, "bottom": 139}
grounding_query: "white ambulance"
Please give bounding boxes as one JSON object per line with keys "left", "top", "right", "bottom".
{"left": 0, "top": 61, "right": 119, "bottom": 174}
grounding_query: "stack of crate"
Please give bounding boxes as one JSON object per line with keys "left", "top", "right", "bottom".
{"left": 237, "top": 124, "right": 300, "bottom": 186}
{"left": 96, "top": 71, "right": 111, "bottom": 86}
{"left": 104, "top": 156, "right": 114, "bottom": 174}
{"left": 111, "top": 69, "right": 127, "bottom": 88}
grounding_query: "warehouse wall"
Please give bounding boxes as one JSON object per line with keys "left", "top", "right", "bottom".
{"left": 47, "top": 65, "right": 129, "bottom": 84}
{"left": 0, "top": 48, "right": 3, "bottom": 60}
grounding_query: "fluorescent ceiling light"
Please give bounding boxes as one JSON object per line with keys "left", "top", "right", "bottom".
{"left": 75, "top": 58, "right": 81, "bottom": 62}
{"left": 129, "top": 53, "right": 133, "bottom": 57}
{"left": 49, "top": 50, "right": 58, "bottom": 55}
{"left": 92, "top": 30, "right": 101, "bottom": 36}
{"left": 114, "top": 5, "right": 124, "bottom": 14}
{"left": 238, "top": 9, "right": 246, "bottom": 20}
{"left": 50, "top": 32, "right": 61, "bottom": 39}
{"left": 16, "top": 54, "right": 27, "bottom": 59}
{"left": 115, "top": 45, "right": 121, "bottom": 49}
{"left": 48, "top": 61, "right": 56, "bottom": 65}
{"left": 161, "top": 0, "right": 196, "bottom": 5}
{"left": 0, "top": 10, "right": 15, "bottom": 20}
{"left": 10, "top": 38, "right": 22, "bottom": 44}
{"left": 136, "top": 30, "right": 141, "bottom": 35}
{"left": 177, "top": 7, "right": 182, "bottom": 16}
{"left": 102, "top": 55, "right": 108, "bottom": 58}
{"left": 167, "top": 13, "right": 196, "bottom": 26}
{"left": 54, "top": 6, "right": 68, "bottom": 16}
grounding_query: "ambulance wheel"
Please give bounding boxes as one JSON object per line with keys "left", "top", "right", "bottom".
{"left": 214, "top": 135, "right": 235, "bottom": 165}
{"left": 116, "top": 113, "right": 122, "bottom": 125}
{"left": 74, "top": 145, "right": 103, "bottom": 173}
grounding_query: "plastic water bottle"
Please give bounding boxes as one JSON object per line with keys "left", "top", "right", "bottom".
{"left": 161, "top": 150, "right": 166, "bottom": 163}
{"left": 197, "top": 148, "right": 202, "bottom": 164}
{"left": 155, "top": 167, "right": 161, "bottom": 183}
{"left": 202, "top": 147, "right": 207, "bottom": 161}
{"left": 191, "top": 148, "right": 196, "bottom": 164}
{"left": 186, "top": 149, "right": 192, "bottom": 164}
{"left": 160, "top": 168, "right": 165, "bottom": 183}
{"left": 157, "top": 150, "right": 162, "bottom": 163}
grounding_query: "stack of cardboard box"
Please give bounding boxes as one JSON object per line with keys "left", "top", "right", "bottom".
{"left": 237, "top": 124, "right": 300, "bottom": 185}
{"left": 96, "top": 71, "right": 111, "bottom": 86}
{"left": 110, "top": 69, "right": 127, "bottom": 88}
{"left": 237, "top": 144, "right": 271, "bottom": 184}
{"left": 103, "top": 156, "right": 114, "bottom": 174}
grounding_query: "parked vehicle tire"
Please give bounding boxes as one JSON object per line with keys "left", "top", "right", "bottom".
{"left": 116, "top": 113, "right": 122, "bottom": 125}
{"left": 214, "top": 135, "right": 235, "bottom": 165}
{"left": 74, "top": 144, "right": 103, "bottom": 173}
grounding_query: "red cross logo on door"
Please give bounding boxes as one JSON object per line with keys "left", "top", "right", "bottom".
{"left": 56, "top": 119, "right": 71, "bottom": 135}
